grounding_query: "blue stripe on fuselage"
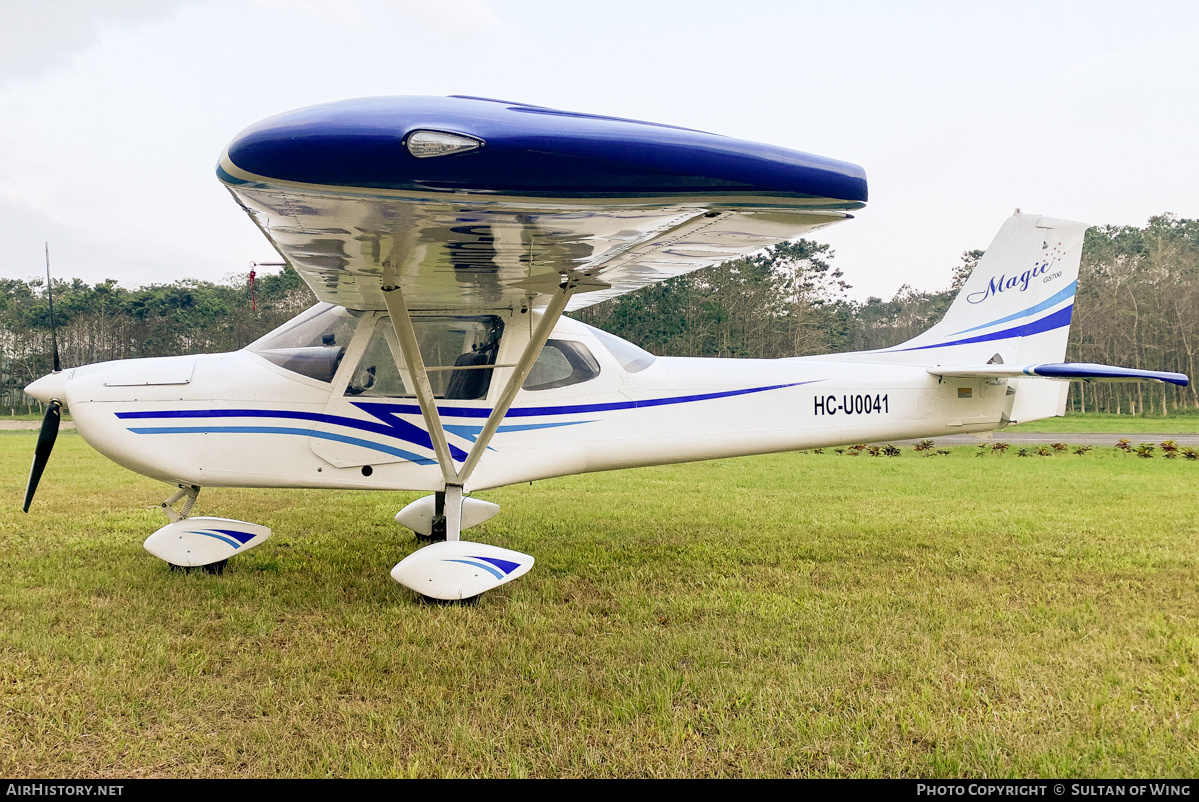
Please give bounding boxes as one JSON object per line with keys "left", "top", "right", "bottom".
{"left": 126, "top": 425, "right": 436, "bottom": 464}
{"left": 115, "top": 383, "right": 814, "bottom": 423}
{"left": 118, "top": 405, "right": 466, "bottom": 460}
{"left": 115, "top": 383, "right": 815, "bottom": 462}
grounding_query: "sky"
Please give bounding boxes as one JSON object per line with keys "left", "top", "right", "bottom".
{"left": 1, "top": 0, "right": 1196, "bottom": 302}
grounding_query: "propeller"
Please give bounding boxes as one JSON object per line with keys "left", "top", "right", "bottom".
{"left": 23, "top": 243, "right": 63, "bottom": 513}
{"left": 22, "top": 400, "right": 61, "bottom": 513}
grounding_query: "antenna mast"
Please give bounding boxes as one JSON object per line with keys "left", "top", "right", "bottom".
{"left": 45, "top": 243, "right": 60, "bottom": 373}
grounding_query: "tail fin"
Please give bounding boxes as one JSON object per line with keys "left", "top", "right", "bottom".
{"left": 886, "top": 212, "right": 1088, "bottom": 364}
{"left": 871, "top": 212, "right": 1088, "bottom": 422}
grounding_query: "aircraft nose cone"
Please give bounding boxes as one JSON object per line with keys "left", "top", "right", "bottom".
{"left": 25, "top": 371, "right": 68, "bottom": 405}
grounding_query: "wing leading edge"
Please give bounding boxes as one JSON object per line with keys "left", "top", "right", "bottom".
{"left": 218, "top": 96, "right": 867, "bottom": 313}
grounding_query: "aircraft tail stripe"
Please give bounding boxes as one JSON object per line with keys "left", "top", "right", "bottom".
{"left": 893, "top": 305, "right": 1073, "bottom": 353}
{"left": 1030, "top": 363, "right": 1190, "bottom": 386}
{"left": 950, "top": 281, "right": 1077, "bottom": 336}
{"left": 126, "top": 425, "right": 436, "bottom": 464}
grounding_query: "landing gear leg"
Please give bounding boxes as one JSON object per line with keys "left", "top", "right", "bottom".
{"left": 414, "top": 486, "right": 474, "bottom": 604}
{"left": 159, "top": 484, "right": 200, "bottom": 523}
{"left": 418, "top": 491, "right": 448, "bottom": 543}
{"left": 444, "top": 485, "right": 463, "bottom": 542}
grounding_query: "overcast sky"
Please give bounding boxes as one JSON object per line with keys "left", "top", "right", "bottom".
{"left": 1, "top": 0, "right": 1196, "bottom": 301}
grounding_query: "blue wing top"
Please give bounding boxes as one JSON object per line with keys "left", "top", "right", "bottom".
{"left": 221, "top": 96, "right": 867, "bottom": 202}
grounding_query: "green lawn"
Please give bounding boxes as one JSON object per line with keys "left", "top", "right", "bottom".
{"left": 2, "top": 433, "right": 1197, "bottom": 777}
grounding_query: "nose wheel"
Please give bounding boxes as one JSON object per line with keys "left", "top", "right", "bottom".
{"left": 146, "top": 485, "right": 271, "bottom": 572}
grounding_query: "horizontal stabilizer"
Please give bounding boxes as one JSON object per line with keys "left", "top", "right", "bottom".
{"left": 928, "top": 362, "right": 1189, "bottom": 387}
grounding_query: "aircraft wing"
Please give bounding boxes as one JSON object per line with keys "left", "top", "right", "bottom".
{"left": 928, "top": 363, "right": 1190, "bottom": 386}
{"left": 218, "top": 96, "right": 867, "bottom": 313}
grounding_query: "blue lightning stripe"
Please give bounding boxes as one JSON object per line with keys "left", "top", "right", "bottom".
{"left": 892, "top": 305, "right": 1073, "bottom": 353}
{"left": 471, "top": 555, "right": 521, "bottom": 573}
{"left": 443, "top": 420, "right": 592, "bottom": 443}
{"left": 445, "top": 558, "right": 506, "bottom": 580}
{"left": 188, "top": 530, "right": 242, "bottom": 549}
{"left": 127, "top": 425, "right": 436, "bottom": 464}
{"left": 950, "top": 281, "right": 1077, "bottom": 336}
{"left": 210, "top": 528, "right": 258, "bottom": 544}
{"left": 117, "top": 406, "right": 467, "bottom": 460}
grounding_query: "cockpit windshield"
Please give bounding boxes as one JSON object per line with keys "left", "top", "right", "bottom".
{"left": 247, "top": 303, "right": 360, "bottom": 383}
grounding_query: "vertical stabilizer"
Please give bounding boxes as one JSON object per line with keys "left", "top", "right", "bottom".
{"left": 861, "top": 213, "right": 1088, "bottom": 423}
{"left": 885, "top": 213, "right": 1087, "bottom": 366}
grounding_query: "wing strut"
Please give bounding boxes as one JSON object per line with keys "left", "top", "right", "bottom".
{"left": 380, "top": 282, "right": 459, "bottom": 487}
{"left": 456, "top": 279, "right": 579, "bottom": 487}
{"left": 384, "top": 267, "right": 607, "bottom": 540}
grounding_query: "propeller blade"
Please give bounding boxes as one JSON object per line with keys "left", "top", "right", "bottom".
{"left": 23, "top": 399, "right": 61, "bottom": 513}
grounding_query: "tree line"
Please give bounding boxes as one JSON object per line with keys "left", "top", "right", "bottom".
{"left": 0, "top": 268, "right": 313, "bottom": 410}
{"left": 3, "top": 214, "right": 1195, "bottom": 415}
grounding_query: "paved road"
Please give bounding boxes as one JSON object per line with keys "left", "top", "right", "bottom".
{"left": 0, "top": 420, "right": 75, "bottom": 430}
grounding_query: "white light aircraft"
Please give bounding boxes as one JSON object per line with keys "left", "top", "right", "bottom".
{"left": 23, "top": 97, "right": 1188, "bottom": 602}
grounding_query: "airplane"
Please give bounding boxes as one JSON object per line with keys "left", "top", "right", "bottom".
{"left": 22, "top": 96, "right": 1189, "bottom": 603}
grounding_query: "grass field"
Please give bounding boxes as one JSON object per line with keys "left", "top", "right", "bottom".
{"left": 1, "top": 432, "right": 1197, "bottom": 778}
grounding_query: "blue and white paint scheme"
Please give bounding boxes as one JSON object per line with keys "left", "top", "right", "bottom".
{"left": 23, "top": 97, "right": 1188, "bottom": 601}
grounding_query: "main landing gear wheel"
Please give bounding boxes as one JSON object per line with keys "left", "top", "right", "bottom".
{"left": 416, "top": 512, "right": 447, "bottom": 544}
{"left": 391, "top": 491, "right": 533, "bottom": 603}
{"left": 169, "top": 559, "right": 228, "bottom": 575}
{"left": 417, "top": 592, "right": 481, "bottom": 607}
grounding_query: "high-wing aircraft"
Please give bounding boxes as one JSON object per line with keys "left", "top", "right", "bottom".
{"left": 22, "top": 96, "right": 1189, "bottom": 602}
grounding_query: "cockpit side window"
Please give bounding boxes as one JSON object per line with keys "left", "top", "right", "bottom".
{"left": 345, "top": 315, "right": 504, "bottom": 401}
{"left": 585, "top": 324, "right": 656, "bottom": 373}
{"left": 247, "top": 303, "right": 360, "bottom": 383}
{"left": 522, "top": 340, "right": 601, "bottom": 391}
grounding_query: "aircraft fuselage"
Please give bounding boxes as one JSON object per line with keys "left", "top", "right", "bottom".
{"left": 37, "top": 312, "right": 1009, "bottom": 495}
